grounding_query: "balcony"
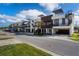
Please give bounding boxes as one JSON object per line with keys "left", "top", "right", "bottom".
{"left": 53, "top": 22, "right": 71, "bottom": 26}
{"left": 53, "top": 26, "right": 70, "bottom": 29}
{"left": 52, "top": 14, "right": 65, "bottom": 19}
{"left": 53, "top": 18, "right": 72, "bottom": 26}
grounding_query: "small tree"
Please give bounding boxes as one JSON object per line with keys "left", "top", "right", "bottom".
{"left": 35, "top": 20, "right": 44, "bottom": 35}
{"left": 36, "top": 21, "right": 44, "bottom": 28}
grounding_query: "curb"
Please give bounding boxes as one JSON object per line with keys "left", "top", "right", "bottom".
{"left": 48, "top": 36, "right": 79, "bottom": 44}
{"left": 69, "top": 38, "right": 79, "bottom": 44}
{"left": 22, "top": 41, "right": 60, "bottom": 56}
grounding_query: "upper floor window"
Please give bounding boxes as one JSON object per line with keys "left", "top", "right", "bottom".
{"left": 62, "top": 18, "right": 65, "bottom": 25}
{"left": 53, "top": 19, "right": 59, "bottom": 26}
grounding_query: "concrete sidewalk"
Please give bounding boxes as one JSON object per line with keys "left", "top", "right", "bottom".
{"left": 47, "top": 35, "right": 71, "bottom": 41}
{"left": 0, "top": 38, "right": 22, "bottom": 46}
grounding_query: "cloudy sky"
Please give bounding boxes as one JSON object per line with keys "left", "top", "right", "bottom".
{"left": 0, "top": 3, "right": 79, "bottom": 27}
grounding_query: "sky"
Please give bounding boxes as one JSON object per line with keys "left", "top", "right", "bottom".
{"left": 0, "top": 3, "right": 79, "bottom": 27}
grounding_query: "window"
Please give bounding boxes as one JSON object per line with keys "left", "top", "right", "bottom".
{"left": 53, "top": 19, "right": 59, "bottom": 26}
{"left": 62, "top": 18, "right": 65, "bottom": 25}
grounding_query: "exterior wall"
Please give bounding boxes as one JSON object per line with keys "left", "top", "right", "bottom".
{"left": 52, "top": 14, "right": 65, "bottom": 19}
{"left": 52, "top": 13, "right": 74, "bottom": 36}
{"left": 52, "top": 15, "right": 68, "bottom": 26}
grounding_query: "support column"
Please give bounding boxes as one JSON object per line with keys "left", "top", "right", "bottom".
{"left": 59, "top": 19, "right": 62, "bottom": 26}
{"left": 24, "top": 28, "right": 26, "bottom": 32}
{"left": 46, "top": 28, "right": 48, "bottom": 34}
{"left": 70, "top": 25, "right": 74, "bottom": 36}
{"left": 69, "top": 15, "right": 74, "bottom": 36}
{"left": 30, "top": 28, "right": 32, "bottom": 33}
{"left": 52, "top": 29, "right": 55, "bottom": 35}
{"left": 17, "top": 28, "right": 20, "bottom": 32}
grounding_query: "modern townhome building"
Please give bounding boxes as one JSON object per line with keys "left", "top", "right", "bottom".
{"left": 8, "top": 8, "right": 75, "bottom": 36}
{"left": 34, "top": 9, "right": 74, "bottom": 35}
{"left": 8, "top": 22, "right": 23, "bottom": 32}
{"left": 8, "top": 19, "right": 35, "bottom": 33}
{"left": 51, "top": 9, "right": 74, "bottom": 35}
{"left": 39, "top": 15, "right": 53, "bottom": 35}
{"left": 34, "top": 14, "right": 53, "bottom": 35}
{"left": 22, "top": 19, "right": 35, "bottom": 33}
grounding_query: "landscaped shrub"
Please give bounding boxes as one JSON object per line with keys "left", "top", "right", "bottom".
{"left": 71, "top": 32, "right": 79, "bottom": 41}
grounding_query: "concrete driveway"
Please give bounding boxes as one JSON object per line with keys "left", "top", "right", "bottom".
{"left": 15, "top": 35, "right": 79, "bottom": 56}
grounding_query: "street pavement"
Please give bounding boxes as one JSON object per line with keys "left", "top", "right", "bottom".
{"left": 15, "top": 35, "right": 79, "bottom": 56}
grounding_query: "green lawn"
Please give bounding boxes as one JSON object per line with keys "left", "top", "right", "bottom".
{"left": 71, "top": 33, "right": 79, "bottom": 41}
{"left": 0, "top": 43, "right": 51, "bottom": 56}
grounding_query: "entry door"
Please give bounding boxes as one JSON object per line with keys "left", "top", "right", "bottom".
{"left": 42, "top": 29, "right": 46, "bottom": 35}
{"left": 47, "top": 29, "right": 52, "bottom": 35}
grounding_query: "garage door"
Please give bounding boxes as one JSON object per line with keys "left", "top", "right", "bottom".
{"left": 56, "top": 29, "right": 69, "bottom": 35}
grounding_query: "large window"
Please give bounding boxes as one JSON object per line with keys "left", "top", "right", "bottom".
{"left": 53, "top": 19, "right": 59, "bottom": 26}
{"left": 62, "top": 18, "right": 65, "bottom": 25}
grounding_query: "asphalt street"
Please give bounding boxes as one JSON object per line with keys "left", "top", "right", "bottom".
{"left": 15, "top": 35, "right": 79, "bottom": 56}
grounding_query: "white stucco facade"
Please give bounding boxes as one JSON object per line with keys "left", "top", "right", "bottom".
{"left": 51, "top": 13, "right": 74, "bottom": 36}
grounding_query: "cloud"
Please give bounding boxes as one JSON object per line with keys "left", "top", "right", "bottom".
{"left": 39, "top": 3, "right": 60, "bottom": 12}
{"left": 0, "top": 9, "right": 46, "bottom": 23}
{"left": 73, "top": 9, "right": 79, "bottom": 15}
{"left": 0, "top": 14, "right": 20, "bottom": 23}
{"left": 0, "top": 20, "right": 6, "bottom": 23}
{"left": 16, "top": 9, "right": 46, "bottom": 21}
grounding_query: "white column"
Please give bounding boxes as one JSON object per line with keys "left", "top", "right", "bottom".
{"left": 53, "top": 19, "right": 54, "bottom": 25}
{"left": 52, "top": 29, "right": 55, "bottom": 34}
{"left": 18, "top": 28, "right": 20, "bottom": 32}
{"left": 30, "top": 28, "right": 32, "bottom": 32}
{"left": 65, "top": 19, "right": 68, "bottom": 26}
{"left": 70, "top": 25, "right": 74, "bottom": 36}
{"left": 46, "top": 28, "right": 48, "bottom": 34}
{"left": 29, "top": 20, "right": 31, "bottom": 32}
{"left": 70, "top": 16, "right": 74, "bottom": 36}
{"left": 24, "top": 28, "right": 26, "bottom": 32}
{"left": 59, "top": 18, "right": 62, "bottom": 26}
